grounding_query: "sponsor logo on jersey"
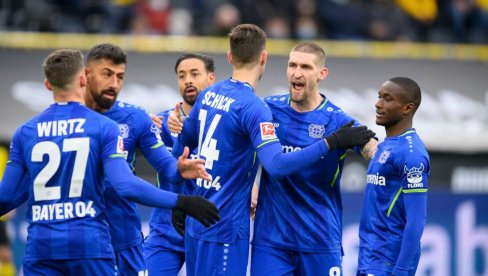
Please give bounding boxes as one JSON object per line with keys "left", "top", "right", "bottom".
{"left": 260, "top": 122, "right": 277, "bottom": 140}
{"left": 119, "top": 124, "right": 129, "bottom": 139}
{"left": 378, "top": 150, "right": 390, "bottom": 164}
{"left": 308, "top": 124, "right": 325, "bottom": 138}
{"left": 282, "top": 144, "right": 302, "bottom": 153}
{"left": 405, "top": 163, "right": 424, "bottom": 185}
{"left": 366, "top": 172, "right": 386, "bottom": 186}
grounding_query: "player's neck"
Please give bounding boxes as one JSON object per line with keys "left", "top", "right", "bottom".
{"left": 181, "top": 102, "right": 192, "bottom": 116}
{"left": 231, "top": 67, "right": 261, "bottom": 89}
{"left": 53, "top": 89, "right": 85, "bottom": 104}
{"left": 385, "top": 120, "right": 413, "bottom": 137}
{"left": 290, "top": 91, "right": 323, "bottom": 112}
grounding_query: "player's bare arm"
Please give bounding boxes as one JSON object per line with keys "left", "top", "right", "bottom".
{"left": 361, "top": 138, "right": 378, "bottom": 161}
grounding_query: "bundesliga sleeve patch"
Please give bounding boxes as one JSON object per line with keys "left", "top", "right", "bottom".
{"left": 260, "top": 122, "right": 277, "bottom": 140}
{"left": 116, "top": 135, "right": 125, "bottom": 154}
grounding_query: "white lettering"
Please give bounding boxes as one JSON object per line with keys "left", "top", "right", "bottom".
{"left": 456, "top": 201, "right": 488, "bottom": 276}
{"left": 366, "top": 173, "right": 386, "bottom": 186}
{"left": 201, "top": 92, "right": 235, "bottom": 112}
{"left": 36, "top": 119, "right": 86, "bottom": 137}
{"left": 30, "top": 201, "right": 96, "bottom": 222}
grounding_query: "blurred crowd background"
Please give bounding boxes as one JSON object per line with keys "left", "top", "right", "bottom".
{"left": 1, "top": 0, "right": 487, "bottom": 44}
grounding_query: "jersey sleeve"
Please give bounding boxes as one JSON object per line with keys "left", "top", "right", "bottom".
{"left": 101, "top": 120, "right": 126, "bottom": 161}
{"left": 244, "top": 98, "right": 330, "bottom": 178}
{"left": 173, "top": 106, "right": 199, "bottom": 158}
{"left": 399, "top": 151, "right": 430, "bottom": 194}
{"left": 6, "top": 127, "right": 26, "bottom": 169}
{"left": 241, "top": 98, "right": 279, "bottom": 150}
{"left": 134, "top": 110, "right": 165, "bottom": 155}
{"left": 0, "top": 128, "right": 28, "bottom": 214}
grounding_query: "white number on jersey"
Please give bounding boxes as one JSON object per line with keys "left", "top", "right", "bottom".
{"left": 32, "top": 138, "right": 89, "bottom": 201}
{"left": 197, "top": 109, "right": 221, "bottom": 170}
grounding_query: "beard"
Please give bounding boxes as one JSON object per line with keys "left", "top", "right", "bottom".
{"left": 182, "top": 93, "right": 197, "bottom": 106}
{"left": 93, "top": 90, "right": 117, "bottom": 110}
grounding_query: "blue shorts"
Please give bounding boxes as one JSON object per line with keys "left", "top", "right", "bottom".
{"left": 23, "top": 258, "right": 114, "bottom": 275}
{"left": 185, "top": 235, "right": 249, "bottom": 276}
{"left": 251, "top": 244, "right": 342, "bottom": 276}
{"left": 115, "top": 243, "right": 147, "bottom": 276}
{"left": 144, "top": 242, "right": 185, "bottom": 276}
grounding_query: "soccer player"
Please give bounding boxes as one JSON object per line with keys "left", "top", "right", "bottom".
{"left": 357, "top": 77, "right": 430, "bottom": 276}
{"left": 250, "top": 42, "right": 377, "bottom": 276}
{"left": 0, "top": 49, "right": 220, "bottom": 275}
{"left": 144, "top": 53, "right": 216, "bottom": 275}
{"left": 171, "top": 24, "right": 375, "bottom": 276}
{"left": 84, "top": 44, "right": 213, "bottom": 275}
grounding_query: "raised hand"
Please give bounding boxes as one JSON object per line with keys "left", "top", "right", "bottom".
{"left": 168, "top": 103, "right": 184, "bottom": 134}
{"left": 177, "top": 146, "right": 212, "bottom": 181}
{"left": 324, "top": 120, "right": 376, "bottom": 150}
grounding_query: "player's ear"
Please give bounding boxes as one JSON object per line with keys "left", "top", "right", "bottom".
{"left": 79, "top": 72, "right": 87, "bottom": 88}
{"left": 208, "top": 72, "right": 216, "bottom": 85}
{"left": 318, "top": 67, "right": 328, "bottom": 81}
{"left": 227, "top": 51, "right": 233, "bottom": 65}
{"left": 44, "top": 79, "right": 52, "bottom": 91}
{"left": 403, "top": 102, "right": 415, "bottom": 115}
{"left": 260, "top": 50, "right": 267, "bottom": 66}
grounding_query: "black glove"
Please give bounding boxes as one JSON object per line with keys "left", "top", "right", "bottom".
{"left": 325, "top": 120, "right": 375, "bottom": 150}
{"left": 176, "top": 195, "right": 220, "bottom": 228}
{"left": 171, "top": 208, "right": 186, "bottom": 237}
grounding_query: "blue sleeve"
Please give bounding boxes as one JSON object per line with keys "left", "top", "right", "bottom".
{"left": 0, "top": 164, "right": 28, "bottom": 215}
{"left": 104, "top": 157, "right": 178, "bottom": 209}
{"left": 173, "top": 107, "right": 199, "bottom": 158}
{"left": 135, "top": 110, "right": 182, "bottom": 183}
{"left": 257, "top": 140, "right": 330, "bottom": 179}
{"left": 143, "top": 146, "right": 183, "bottom": 184}
{"left": 393, "top": 193, "right": 427, "bottom": 274}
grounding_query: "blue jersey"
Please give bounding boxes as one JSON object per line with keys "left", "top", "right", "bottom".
{"left": 7, "top": 102, "right": 123, "bottom": 260}
{"left": 145, "top": 107, "right": 195, "bottom": 252}
{"left": 103, "top": 101, "right": 164, "bottom": 251}
{"left": 174, "top": 78, "right": 280, "bottom": 244}
{"left": 358, "top": 129, "right": 430, "bottom": 272}
{"left": 253, "top": 94, "right": 360, "bottom": 253}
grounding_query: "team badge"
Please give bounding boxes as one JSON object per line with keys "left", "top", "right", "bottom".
{"left": 404, "top": 163, "right": 424, "bottom": 184}
{"left": 260, "top": 122, "right": 277, "bottom": 140}
{"left": 308, "top": 124, "right": 325, "bottom": 138}
{"left": 378, "top": 150, "right": 390, "bottom": 164}
{"left": 119, "top": 124, "right": 129, "bottom": 139}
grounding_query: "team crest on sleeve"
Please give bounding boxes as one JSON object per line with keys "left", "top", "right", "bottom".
{"left": 404, "top": 163, "right": 424, "bottom": 184}
{"left": 308, "top": 124, "right": 325, "bottom": 138}
{"left": 118, "top": 124, "right": 129, "bottom": 139}
{"left": 378, "top": 150, "right": 390, "bottom": 164}
{"left": 260, "top": 122, "right": 277, "bottom": 140}
{"left": 150, "top": 125, "right": 162, "bottom": 142}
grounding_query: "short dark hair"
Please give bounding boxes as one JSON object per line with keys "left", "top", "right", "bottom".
{"left": 291, "top": 42, "right": 326, "bottom": 67}
{"left": 86, "top": 43, "right": 127, "bottom": 65}
{"left": 174, "top": 53, "right": 215, "bottom": 74}
{"left": 389, "top": 77, "right": 422, "bottom": 112}
{"left": 43, "top": 48, "right": 84, "bottom": 89}
{"left": 228, "top": 24, "right": 267, "bottom": 67}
